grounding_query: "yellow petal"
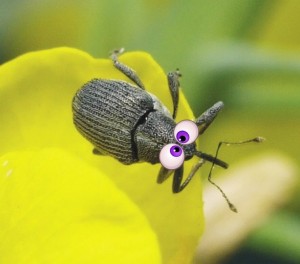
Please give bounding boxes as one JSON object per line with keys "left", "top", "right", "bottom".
{"left": 0, "top": 149, "right": 161, "bottom": 264}
{"left": 0, "top": 48, "right": 204, "bottom": 263}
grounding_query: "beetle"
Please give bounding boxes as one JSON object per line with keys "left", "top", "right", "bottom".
{"left": 72, "top": 48, "right": 262, "bottom": 212}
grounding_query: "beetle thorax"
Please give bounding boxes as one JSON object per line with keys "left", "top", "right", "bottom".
{"left": 135, "top": 111, "right": 176, "bottom": 164}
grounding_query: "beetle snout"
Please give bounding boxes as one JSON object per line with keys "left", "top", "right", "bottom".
{"left": 182, "top": 142, "right": 196, "bottom": 160}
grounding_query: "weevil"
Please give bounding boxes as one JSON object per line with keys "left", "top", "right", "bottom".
{"left": 72, "top": 48, "right": 263, "bottom": 212}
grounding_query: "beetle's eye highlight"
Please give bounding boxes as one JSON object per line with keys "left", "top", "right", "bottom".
{"left": 174, "top": 120, "right": 198, "bottom": 145}
{"left": 159, "top": 144, "right": 184, "bottom": 170}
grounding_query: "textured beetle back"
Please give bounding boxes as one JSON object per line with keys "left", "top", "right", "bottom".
{"left": 72, "top": 79, "right": 154, "bottom": 164}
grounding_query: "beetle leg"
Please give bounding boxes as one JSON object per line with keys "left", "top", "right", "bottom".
{"left": 167, "top": 69, "right": 181, "bottom": 119}
{"left": 172, "top": 160, "right": 205, "bottom": 193}
{"left": 93, "top": 148, "right": 104, "bottom": 155}
{"left": 110, "top": 48, "right": 145, "bottom": 90}
{"left": 157, "top": 166, "right": 173, "bottom": 184}
{"left": 195, "top": 101, "right": 224, "bottom": 135}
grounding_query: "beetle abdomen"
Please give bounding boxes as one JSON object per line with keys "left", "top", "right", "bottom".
{"left": 72, "top": 79, "right": 154, "bottom": 164}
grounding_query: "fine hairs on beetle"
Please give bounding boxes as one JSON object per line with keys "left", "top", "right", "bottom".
{"left": 72, "top": 48, "right": 264, "bottom": 213}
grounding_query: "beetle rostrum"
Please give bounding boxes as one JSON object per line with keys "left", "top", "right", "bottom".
{"left": 72, "top": 48, "right": 263, "bottom": 212}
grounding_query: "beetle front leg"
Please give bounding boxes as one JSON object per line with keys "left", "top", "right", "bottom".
{"left": 157, "top": 166, "right": 173, "bottom": 184}
{"left": 195, "top": 101, "right": 224, "bottom": 135}
{"left": 167, "top": 69, "right": 181, "bottom": 119}
{"left": 172, "top": 160, "right": 205, "bottom": 193}
{"left": 110, "top": 48, "right": 145, "bottom": 90}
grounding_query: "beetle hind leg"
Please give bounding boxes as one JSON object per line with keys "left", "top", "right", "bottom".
{"left": 93, "top": 148, "right": 104, "bottom": 155}
{"left": 110, "top": 48, "right": 145, "bottom": 90}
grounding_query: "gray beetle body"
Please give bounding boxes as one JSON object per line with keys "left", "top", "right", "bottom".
{"left": 72, "top": 49, "right": 250, "bottom": 212}
{"left": 72, "top": 78, "right": 196, "bottom": 165}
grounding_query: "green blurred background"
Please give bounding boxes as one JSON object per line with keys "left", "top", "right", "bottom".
{"left": 1, "top": 0, "right": 300, "bottom": 263}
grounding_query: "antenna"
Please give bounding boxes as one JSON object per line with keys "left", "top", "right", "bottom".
{"left": 204, "top": 137, "right": 264, "bottom": 213}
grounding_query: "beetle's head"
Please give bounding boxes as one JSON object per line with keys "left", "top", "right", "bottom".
{"left": 159, "top": 120, "right": 200, "bottom": 170}
{"left": 181, "top": 142, "right": 196, "bottom": 160}
{"left": 159, "top": 120, "right": 228, "bottom": 170}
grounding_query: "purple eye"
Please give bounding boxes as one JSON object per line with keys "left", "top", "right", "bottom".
{"left": 176, "top": 130, "right": 190, "bottom": 144}
{"left": 170, "top": 145, "right": 183, "bottom": 157}
{"left": 174, "top": 120, "right": 198, "bottom": 145}
{"left": 159, "top": 144, "right": 184, "bottom": 170}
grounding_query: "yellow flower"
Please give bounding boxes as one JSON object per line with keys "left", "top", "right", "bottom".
{"left": 0, "top": 48, "right": 204, "bottom": 263}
